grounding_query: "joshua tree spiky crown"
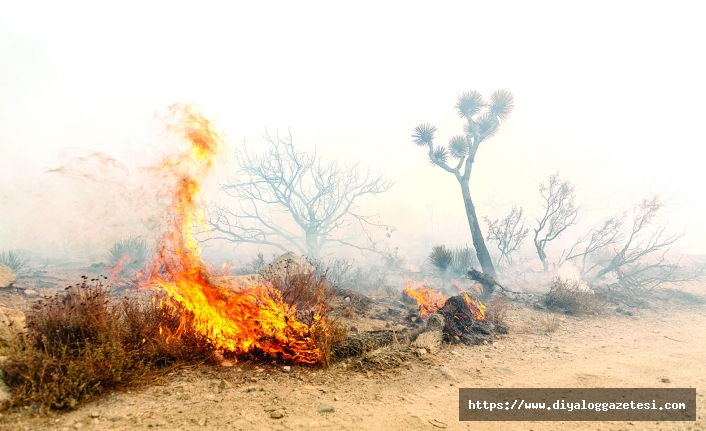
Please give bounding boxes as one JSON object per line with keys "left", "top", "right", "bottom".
{"left": 412, "top": 89, "right": 514, "bottom": 167}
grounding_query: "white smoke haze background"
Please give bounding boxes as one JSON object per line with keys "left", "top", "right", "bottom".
{"left": 1, "top": 1, "right": 705, "bottom": 271}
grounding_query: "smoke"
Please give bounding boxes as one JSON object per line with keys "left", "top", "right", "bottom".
{"left": 0, "top": 147, "right": 169, "bottom": 262}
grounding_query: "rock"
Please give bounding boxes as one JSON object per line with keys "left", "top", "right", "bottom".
{"left": 270, "top": 410, "right": 284, "bottom": 419}
{"left": 0, "top": 306, "right": 26, "bottom": 342}
{"left": 661, "top": 378, "right": 671, "bottom": 383}
{"left": 493, "top": 366, "right": 514, "bottom": 375}
{"left": 258, "top": 252, "right": 314, "bottom": 281}
{"left": 23, "top": 289, "right": 38, "bottom": 296}
{"left": 246, "top": 385, "right": 257, "bottom": 392}
{"left": 317, "top": 404, "right": 335, "bottom": 413}
{"left": 282, "top": 366, "right": 291, "bottom": 373}
{"left": 89, "top": 412, "right": 100, "bottom": 418}
{"left": 0, "top": 264, "right": 16, "bottom": 288}
{"left": 218, "top": 379, "right": 230, "bottom": 390}
{"left": 438, "top": 367, "right": 458, "bottom": 381}
{"left": 73, "top": 423, "right": 84, "bottom": 429}
{"left": 197, "top": 418, "right": 207, "bottom": 426}
{"left": 0, "top": 374, "right": 11, "bottom": 406}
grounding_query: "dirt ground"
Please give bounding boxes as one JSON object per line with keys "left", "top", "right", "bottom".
{"left": 1, "top": 269, "right": 705, "bottom": 431}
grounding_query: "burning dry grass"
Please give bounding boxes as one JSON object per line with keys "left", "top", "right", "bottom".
{"left": 544, "top": 277, "right": 608, "bottom": 315}
{"left": 2, "top": 277, "right": 207, "bottom": 410}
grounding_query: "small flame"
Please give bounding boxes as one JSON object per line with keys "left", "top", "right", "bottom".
{"left": 463, "top": 293, "right": 486, "bottom": 320}
{"left": 404, "top": 279, "right": 486, "bottom": 322}
{"left": 108, "top": 254, "right": 131, "bottom": 282}
{"left": 142, "top": 104, "right": 323, "bottom": 365}
{"left": 403, "top": 280, "right": 447, "bottom": 321}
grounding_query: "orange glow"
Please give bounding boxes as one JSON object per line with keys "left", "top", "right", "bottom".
{"left": 462, "top": 293, "right": 486, "bottom": 320}
{"left": 403, "top": 280, "right": 447, "bottom": 321}
{"left": 143, "top": 104, "right": 322, "bottom": 365}
{"left": 404, "top": 279, "right": 486, "bottom": 322}
{"left": 108, "top": 254, "right": 130, "bottom": 282}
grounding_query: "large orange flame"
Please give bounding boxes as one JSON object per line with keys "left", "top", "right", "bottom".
{"left": 144, "top": 104, "right": 322, "bottom": 365}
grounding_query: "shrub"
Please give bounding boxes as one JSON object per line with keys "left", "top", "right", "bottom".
{"left": 2, "top": 276, "right": 206, "bottom": 410}
{"left": 0, "top": 250, "right": 30, "bottom": 274}
{"left": 106, "top": 236, "right": 151, "bottom": 277}
{"left": 428, "top": 245, "right": 479, "bottom": 279}
{"left": 544, "top": 277, "right": 607, "bottom": 315}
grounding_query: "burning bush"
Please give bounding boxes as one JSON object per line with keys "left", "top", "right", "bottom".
{"left": 2, "top": 276, "right": 206, "bottom": 410}
{"left": 544, "top": 277, "right": 607, "bottom": 315}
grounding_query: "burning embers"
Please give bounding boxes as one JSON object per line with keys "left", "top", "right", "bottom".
{"left": 404, "top": 280, "right": 492, "bottom": 345}
{"left": 143, "top": 105, "right": 325, "bottom": 365}
{"left": 404, "top": 280, "right": 485, "bottom": 322}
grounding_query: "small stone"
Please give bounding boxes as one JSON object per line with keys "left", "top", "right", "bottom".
{"left": 334, "top": 396, "right": 340, "bottom": 401}
{"left": 246, "top": 385, "right": 256, "bottom": 392}
{"left": 89, "top": 412, "right": 100, "bottom": 418}
{"left": 282, "top": 366, "right": 291, "bottom": 373}
{"left": 270, "top": 410, "right": 284, "bottom": 419}
{"left": 218, "top": 379, "right": 230, "bottom": 390}
{"left": 317, "top": 404, "right": 335, "bottom": 413}
{"left": 264, "top": 405, "right": 277, "bottom": 412}
{"left": 438, "top": 367, "right": 457, "bottom": 381}
{"left": 661, "top": 378, "right": 671, "bottom": 383}
{"left": 197, "top": 418, "right": 206, "bottom": 426}
{"left": 73, "top": 423, "right": 83, "bottom": 430}
{"left": 249, "top": 377, "right": 258, "bottom": 383}
{"left": 343, "top": 297, "right": 351, "bottom": 302}
{"left": 481, "top": 340, "right": 488, "bottom": 345}
{"left": 23, "top": 289, "right": 38, "bottom": 296}
{"left": 220, "top": 360, "right": 234, "bottom": 367}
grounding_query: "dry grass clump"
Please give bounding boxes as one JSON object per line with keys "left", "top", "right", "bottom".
{"left": 2, "top": 276, "right": 207, "bottom": 411}
{"left": 537, "top": 314, "right": 562, "bottom": 333}
{"left": 544, "top": 277, "right": 607, "bottom": 315}
{"left": 269, "top": 270, "right": 347, "bottom": 368}
{"left": 484, "top": 296, "right": 510, "bottom": 334}
{"left": 271, "top": 271, "right": 334, "bottom": 317}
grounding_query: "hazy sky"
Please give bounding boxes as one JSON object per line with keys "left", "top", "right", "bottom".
{"left": 1, "top": 1, "right": 705, "bottom": 263}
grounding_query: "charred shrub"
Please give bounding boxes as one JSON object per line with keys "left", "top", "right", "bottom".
{"left": 2, "top": 276, "right": 206, "bottom": 410}
{"left": 544, "top": 277, "right": 607, "bottom": 315}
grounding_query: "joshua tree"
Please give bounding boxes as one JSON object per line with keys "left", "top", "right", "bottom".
{"left": 412, "top": 89, "right": 515, "bottom": 278}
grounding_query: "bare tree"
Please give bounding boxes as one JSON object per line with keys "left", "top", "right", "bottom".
{"left": 208, "top": 131, "right": 395, "bottom": 259}
{"left": 484, "top": 205, "right": 529, "bottom": 268}
{"left": 533, "top": 172, "right": 580, "bottom": 271}
{"left": 560, "top": 195, "right": 697, "bottom": 299}
{"left": 412, "top": 89, "right": 515, "bottom": 278}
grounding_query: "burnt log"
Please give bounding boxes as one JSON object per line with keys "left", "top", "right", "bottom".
{"left": 466, "top": 268, "right": 501, "bottom": 299}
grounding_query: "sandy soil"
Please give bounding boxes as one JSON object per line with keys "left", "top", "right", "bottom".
{"left": 1, "top": 270, "right": 705, "bottom": 431}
